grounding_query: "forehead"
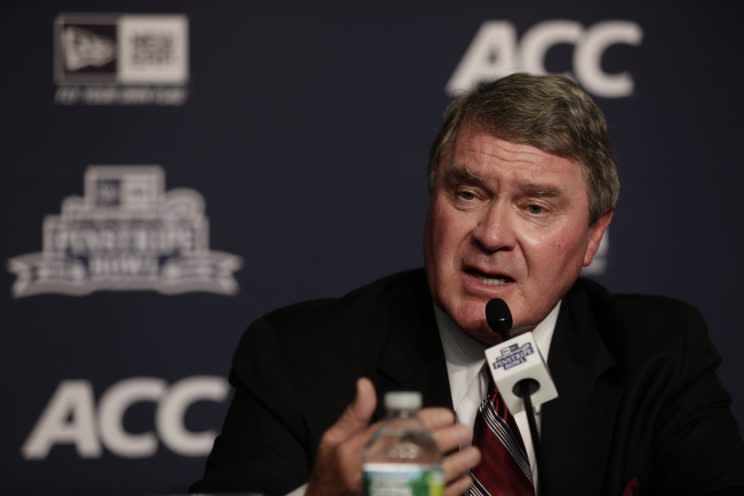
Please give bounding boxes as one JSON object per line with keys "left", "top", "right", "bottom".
{"left": 443, "top": 126, "right": 586, "bottom": 189}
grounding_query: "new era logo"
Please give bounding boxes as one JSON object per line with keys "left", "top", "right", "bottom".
{"left": 55, "top": 14, "right": 188, "bottom": 85}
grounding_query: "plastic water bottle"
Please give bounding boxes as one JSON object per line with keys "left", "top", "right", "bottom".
{"left": 363, "top": 391, "right": 444, "bottom": 496}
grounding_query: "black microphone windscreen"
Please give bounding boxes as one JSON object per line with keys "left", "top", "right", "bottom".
{"left": 486, "top": 298, "right": 513, "bottom": 338}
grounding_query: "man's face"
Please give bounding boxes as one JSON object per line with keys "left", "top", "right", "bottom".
{"left": 424, "top": 125, "right": 613, "bottom": 345}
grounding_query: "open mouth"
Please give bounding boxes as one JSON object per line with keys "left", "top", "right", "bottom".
{"left": 465, "top": 268, "right": 515, "bottom": 286}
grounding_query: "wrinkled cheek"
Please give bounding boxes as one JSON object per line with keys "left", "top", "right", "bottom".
{"left": 452, "top": 299, "right": 490, "bottom": 335}
{"left": 423, "top": 215, "right": 445, "bottom": 295}
{"left": 426, "top": 240, "right": 459, "bottom": 306}
{"left": 549, "top": 239, "right": 586, "bottom": 271}
{"left": 426, "top": 231, "right": 449, "bottom": 286}
{"left": 425, "top": 211, "right": 446, "bottom": 262}
{"left": 422, "top": 211, "right": 436, "bottom": 264}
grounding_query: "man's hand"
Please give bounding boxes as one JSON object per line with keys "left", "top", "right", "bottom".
{"left": 306, "top": 377, "right": 378, "bottom": 495}
{"left": 306, "top": 377, "right": 481, "bottom": 496}
{"left": 421, "top": 408, "right": 481, "bottom": 496}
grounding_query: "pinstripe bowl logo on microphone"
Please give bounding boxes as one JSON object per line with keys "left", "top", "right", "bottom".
{"left": 492, "top": 343, "right": 535, "bottom": 370}
{"left": 7, "top": 166, "right": 242, "bottom": 298}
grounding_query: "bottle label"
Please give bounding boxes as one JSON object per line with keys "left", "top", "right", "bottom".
{"left": 363, "top": 463, "right": 444, "bottom": 496}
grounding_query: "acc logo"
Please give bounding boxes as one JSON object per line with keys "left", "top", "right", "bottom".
{"left": 22, "top": 377, "right": 228, "bottom": 459}
{"left": 447, "top": 20, "right": 643, "bottom": 98}
{"left": 54, "top": 13, "right": 188, "bottom": 105}
{"left": 7, "top": 166, "right": 242, "bottom": 297}
{"left": 492, "top": 343, "right": 535, "bottom": 371}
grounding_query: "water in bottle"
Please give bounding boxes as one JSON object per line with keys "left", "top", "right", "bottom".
{"left": 363, "top": 391, "right": 444, "bottom": 496}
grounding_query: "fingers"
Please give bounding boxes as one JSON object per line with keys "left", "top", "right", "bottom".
{"left": 442, "top": 446, "right": 479, "bottom": 496}
{"left": 432, "top": 423, "right": 473, "bottom": 453}
{"left": 351, "top": 377, "right": 377, "bottom": 421}
{"left": 418, "top": 407, "right": 455, "bottom": 430}
{"left": 323, "top": 377, "right": 377, "bottom": 445}
{"left": 418, "top": 407, "right": 473, "bottom": 453}
{"left": 442, "top": 445, "right": 480, "bottom": 482}
{"left": 307, "top": 378, "right": 378, "bottom": 496}
{"left": 445, "top": 474, "right": 475, "bottom": 496}
{"left": 418, "top": 406, "right": 479, "bottom": 495}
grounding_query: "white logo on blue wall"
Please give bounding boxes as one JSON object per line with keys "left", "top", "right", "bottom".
{"left": 21, "top": 376, "right": 228, "bottom": 459}
{"left": 60, "top": 26, "right": 116, "bottom": 72}
{"left": 54, "top": 13, "right": 189, "bottom": 105}
{"left": 492, "top": 343, "right": 535, "bottom": 370}
{"left": 447, "top": 20, "right": 643, "bottom": 98}
{"left": 7, "top": 166, "right": 242, "bottom": 297}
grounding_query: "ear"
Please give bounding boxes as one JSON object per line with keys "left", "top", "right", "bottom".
{"left": 582, "top": 208, "right": 614, "bottom": 267}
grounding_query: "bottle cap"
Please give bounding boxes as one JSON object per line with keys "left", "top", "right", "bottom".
{"left": 384, "top": 391, "right": 422, "bottom": 410}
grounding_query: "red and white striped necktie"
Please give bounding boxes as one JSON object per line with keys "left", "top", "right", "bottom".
{"left": 469, "top": 374, "right": 534, "bottom": 496}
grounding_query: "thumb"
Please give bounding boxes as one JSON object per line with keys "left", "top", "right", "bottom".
{"left": 323, "top": 377, "right": 377, "bottom": 445}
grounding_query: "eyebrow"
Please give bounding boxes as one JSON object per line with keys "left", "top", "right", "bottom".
{"left": 443, "top": 165, "right": 482, "bottom": 185}
{"left": 520, "top": 182, "right": 564, "bottom": 198}
{"left": 444, "top": 164, "right": 565, "bottom": 198}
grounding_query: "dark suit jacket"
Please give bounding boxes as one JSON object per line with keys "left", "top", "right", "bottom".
{"left": 191, "top": 269, "right": 744, "bottom": 495}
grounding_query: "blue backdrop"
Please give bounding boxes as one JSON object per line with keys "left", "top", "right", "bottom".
{"left": 2, "top": 3, "right": 743, "bottom": 494}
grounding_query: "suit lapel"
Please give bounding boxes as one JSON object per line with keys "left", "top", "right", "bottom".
{"left": 373, "top": 274, "right": 453, "bottom": 420}
{"left": 541, "top": 281, "right": 621, "bottom": 493}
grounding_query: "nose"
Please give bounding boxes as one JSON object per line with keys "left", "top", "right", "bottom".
{"left": 471, "top": 200, "right": 516, "bottom": 253}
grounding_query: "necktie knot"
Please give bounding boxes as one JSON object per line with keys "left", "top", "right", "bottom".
{"left": 485, "top": 372, "right": 510, "bottom": 426}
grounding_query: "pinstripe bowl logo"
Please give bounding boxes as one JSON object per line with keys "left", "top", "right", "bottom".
{"left": 492, "top": 343, "right": 535, "bottom": 370}
{"left": 7, "top": 166, "right": 241, "bottom": 298}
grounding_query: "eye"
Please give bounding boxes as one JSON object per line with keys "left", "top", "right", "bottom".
{"left": 450, "top": 186, "right": 485, "bottom": 210}
{"left": 456, "top": 190, "right": 477, "bottom": 201}
{"left": 526, "top": 204, "right": 545, "bottom": 215}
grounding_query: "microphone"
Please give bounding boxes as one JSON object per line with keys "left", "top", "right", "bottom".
{"left": 483, "top": 298, "right": 557, "bottom": 496}
{"left": 483, "top": 298, "right": 558, "bottom": 415}
{"left": 485, "top": 298, "right": 512, "bottom": 341}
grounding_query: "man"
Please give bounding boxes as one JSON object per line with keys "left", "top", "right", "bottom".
{"left": 192, "top": 73, "right": 744, "bottom": 495}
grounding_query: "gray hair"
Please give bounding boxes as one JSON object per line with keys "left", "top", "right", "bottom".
{"left": 428, "top": 73, "right": 619, "bottom": 223}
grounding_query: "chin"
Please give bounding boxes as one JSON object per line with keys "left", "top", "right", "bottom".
{"left": 466, "top": 328, "right": 505, "bottom": 347}
{"left": 447, "top": 300, "right": 486, "bottom": 331}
